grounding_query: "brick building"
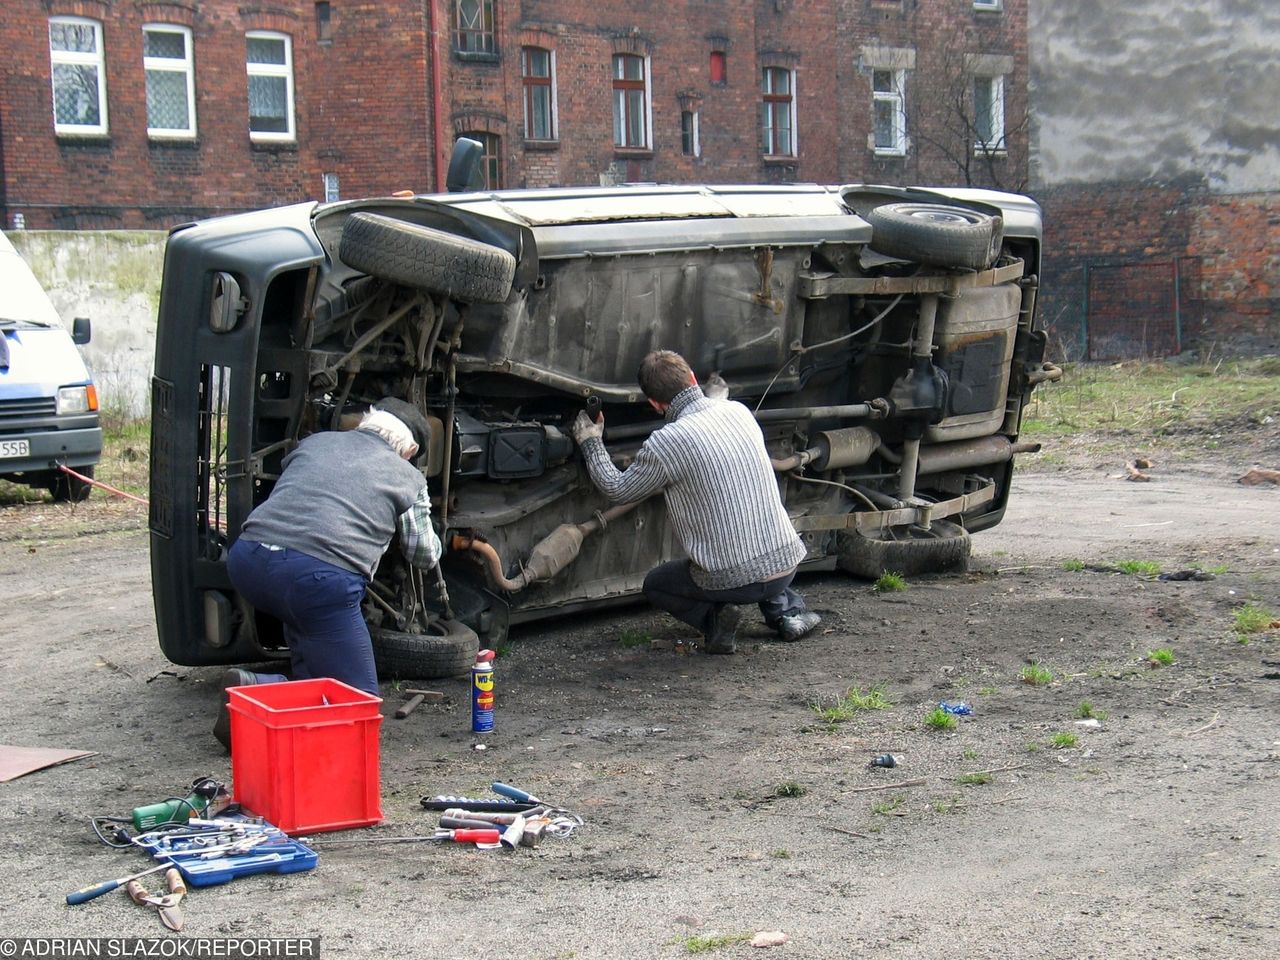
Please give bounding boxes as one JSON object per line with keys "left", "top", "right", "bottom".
{"left": 0, "top": 1, "right": 1028, "bottom": 230}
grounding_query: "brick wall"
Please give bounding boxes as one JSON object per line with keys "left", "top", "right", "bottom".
{"left": 1191, "top": 193, "right": 1280, "bottom": 353}
{"left": 2, "top": 1, "right": 1029, "bottom": 227}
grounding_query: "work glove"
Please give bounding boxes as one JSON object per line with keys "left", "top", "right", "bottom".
{"left": 571, "top": 409, "right": 604, "bottom": 445}
{"left": 703, "top": 371, "right": 729, "bottom": 400}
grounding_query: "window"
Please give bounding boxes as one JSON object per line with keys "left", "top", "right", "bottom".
{"left": 974, "top": 74, "right": 1005, "bottom": 151}
{"left": 461, "top": 131, "right": 501, "bottom": 189}
{"left": 49, "top": 17, "right": 107, "bottom": 135}
{"left": 143, "top": 25, "right": 195, "bottom": 138}
{"left": 455, "top": 0, "right": 495, "bottom": 54}
{"left": 872, "top": 68, "right": 906, "bottom": 156}
{"left": 521, "top": 47, "right": 556, "bottom": 140}
{"left": 681, "top": 109, "right": 700, "bottom": 157}
{"left": 762, "top": 67, "right": 795, "bottom": 157}
{"left": 612, "top": 54, "right": 650, "bottom": 149}
{"left": 973, "top": 1, "right": 1003, "bottom": 10}
{"left": 322, "top": 173, "right": 340, "bottom": 203}
{"left": 315, "top": 2, "right": 332, "bottom": 43}
{"left": 246, "top": 32, "right": 295, "bottom": 141}
{"left": 709, "top": 50, "right": 726, "bottom": 85}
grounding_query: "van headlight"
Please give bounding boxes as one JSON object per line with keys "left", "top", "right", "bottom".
{"left": 57, "top": 385, "right": 95, "bottom": 415}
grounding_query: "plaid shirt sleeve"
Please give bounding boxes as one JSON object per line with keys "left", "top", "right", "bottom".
{"left": 397, "top": 484, "right": 442, "bottom": 569}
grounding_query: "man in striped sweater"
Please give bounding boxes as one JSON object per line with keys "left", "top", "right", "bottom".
{"left": 572, "top": 350, "right": 821, "bottom": 654}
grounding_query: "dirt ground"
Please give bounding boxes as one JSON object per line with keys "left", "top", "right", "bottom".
{"left": 1, "top": 426, "right": 1277, "bottom": 959}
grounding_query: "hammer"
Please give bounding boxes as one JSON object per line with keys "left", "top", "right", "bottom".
{"left": 395, "top": 689, "right": 445, "bottom": 719}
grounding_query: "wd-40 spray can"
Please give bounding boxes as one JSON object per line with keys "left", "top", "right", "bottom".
{"left": 471, "top": 648, "right": 496, "bottom": 732}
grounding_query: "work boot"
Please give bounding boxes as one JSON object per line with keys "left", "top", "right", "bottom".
{"left": 776, "top": 611, "right": 821, "bottom": 642}
{"left": 703, "top": 605, "right": 741, "bottom": 655}
{"left": 212, "top": 668, "right": 260, "bottom": 751}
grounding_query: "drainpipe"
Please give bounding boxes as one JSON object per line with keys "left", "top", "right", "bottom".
{"left": 428, "top": 0, "right": 446, "bottom": 192}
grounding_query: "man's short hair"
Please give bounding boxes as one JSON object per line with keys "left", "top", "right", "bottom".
{"left": 637, "top": 350, "right": 695, "bottom": 403}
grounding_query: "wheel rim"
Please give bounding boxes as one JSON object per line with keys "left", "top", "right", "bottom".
{"left": 895, "top": 204, "right": 985, "bottom": 226}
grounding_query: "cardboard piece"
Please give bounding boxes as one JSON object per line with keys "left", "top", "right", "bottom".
{"left": 0, "top": 745, "right": 97, "bottom": 782}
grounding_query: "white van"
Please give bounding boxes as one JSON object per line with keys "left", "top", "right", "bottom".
{"left": 0, "top": 232, "right": 101, "bottom": 501}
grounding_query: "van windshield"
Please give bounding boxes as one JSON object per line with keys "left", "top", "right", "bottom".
{"left": 1, "top": 251, "right": 63, "bottom": 327}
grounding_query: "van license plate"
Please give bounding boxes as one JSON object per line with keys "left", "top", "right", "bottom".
{"left": 0, "top": 439, "right": 31, "bottom": 459}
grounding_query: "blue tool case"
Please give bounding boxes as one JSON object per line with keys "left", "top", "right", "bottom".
{"left": 137, "top": 819, "right": 318, "bottom": 887}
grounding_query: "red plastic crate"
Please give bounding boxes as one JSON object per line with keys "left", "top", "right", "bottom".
{"left": 228, "top": 678, "right": 383, "bottom": 834}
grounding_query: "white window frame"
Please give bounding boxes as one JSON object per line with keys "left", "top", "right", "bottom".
{"left": 973, "top": 73, "right": 1006, "bottom": 153}
{"left": 322, "top": 173, "right": 340, "bottom": 203}
{"left": 872, "top": 67, "right": 907, "bottom": 157}
{"left": 143, "top": 24, "right": 196, "bottom": 139}
{"left": 612, "top": 54, "right": 652, "bottom": 150}
{"left": 973, "top": 1, "right": 1003, "bottom": 10}
{"left": 681, "top": 108, "right": 701, "bottom": 158}
{"left": 762, "top": 66, "right": 797, "bottom": 158}
{"left": 246, "top": 30, "right": 295, "bottom": 142}
{"left": 521, "top": 46, "right": 557, "bottom": 141}
{"left": 49, "top": 16, "right": 108, "bottom": 135}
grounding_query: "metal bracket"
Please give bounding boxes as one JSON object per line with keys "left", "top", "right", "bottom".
{"left": 791, "top": 484, "right": 996, "bottom": 534}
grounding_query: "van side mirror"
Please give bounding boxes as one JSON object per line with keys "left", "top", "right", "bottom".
{"left": 446, "top": 137, "right": 485, "bottom": 193}
{"left": 72, "top": 317, "right": 91, "bottom": 345}
{"left": 209, "top": 272, "right": 245, "bottom": 333}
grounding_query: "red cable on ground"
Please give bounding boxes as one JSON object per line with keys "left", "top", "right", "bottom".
{"left": 57, "top": 463, "right": 149, "bottom": 506}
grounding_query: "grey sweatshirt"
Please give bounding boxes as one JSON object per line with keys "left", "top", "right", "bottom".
{"left": 582, "top": 386, "right": 805, "bottom": 589}
{"left": 239, "top": 429, "right": 426, "bottom": 579}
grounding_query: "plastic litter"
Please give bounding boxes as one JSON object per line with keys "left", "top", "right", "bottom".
{"left": 938, "top": 701, "right": 973, "bottom": 715}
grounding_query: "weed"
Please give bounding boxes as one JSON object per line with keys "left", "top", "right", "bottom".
{"left": 1061, "top": 559, "right": 1085, "bottom": 572}
{"left": 1116, "top": 559, "right": 1162, "bottom": 576}
{"left": 1074, "top": 700, "right": 1106, "bottom": 720}
{"left": 809, "top": 684, "right": 895, "bottom": 724}
{"left": 871, "top": 796, "right": 905, "bottom": 815}
{"left": 1026, "top": 741, "right": 1041, "bottom": 752}
{"left": 957, "top": 771, "right": 992, "bottom": 785}
{"left": 1201, "top": 563, "right": 1229, "bottom": 575}
{"left": 977, "top": 686, "right": 997, "bottom": 697}
{"left": 924, "top": 707, "right": 957, "bottom": 731}
{"left": 1051, "top": 732, "right": 1079, "bottom": 749}
{"left": 1020, "top": 663, "right": 1054, "bottom": 686}
{"left": 617, "top": 628, "right": 652, "bottom": 648}
{"left": 1233, "top": 602, "right": 1276, "bottom": 635}
{"left": 932, "top": 798, "right": 958, "bottom": 814}
{"left": 768, "top": 849, "right": 792, "bottom": 860}
{"left": 773, "top": 780, "right": 806, "bottom": 798}
{"left": 1146, "top": 648, "right": 1175, "bottom": 667}
{"left": 873, "top": 571, "right": 908, "bottom": 593}
{"left": 679, "top": 933, "right": 752, "bottom": 954}
{"left": 962, "top": 748, "right": 979, "bottom": 760}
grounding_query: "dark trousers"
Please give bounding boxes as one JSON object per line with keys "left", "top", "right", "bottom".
{"left": 227, "top": 539, "right": 379, "bottom": 695}
{"left": 642, "top": 559, "right": 807, "bottom": 637}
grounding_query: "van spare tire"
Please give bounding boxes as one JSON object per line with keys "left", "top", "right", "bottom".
{"left": 866, "top": 202, "right": 1002, "bottom": 271}
{"left": 836, "top": 519, "right": 971, "bottom": 579}
{"left": 370, "top": 619, "right": 480, "bottom": 681}
{"left": 340, "top": 212, "right": 517, "bottom": 304}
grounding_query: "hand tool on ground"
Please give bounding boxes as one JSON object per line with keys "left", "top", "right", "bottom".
{"left": 431, "top": 828, "right": 502, "bottom": 849}
{"left": 420, "top": 795, "right": 539, "bottom": 813}
{"left": 126, "top": 866, "right": 186, "bottom": 931}
{"left": 130, "top": 777, "right": 228, "bottom": 831}
{"left": 491, "top": 782, "right": 545, "bottom": 805}
{"left": 499, "top": 815, "right": 527, "bottom": 851}
{"left": 439, "top": 813, "right": 511, "bottom": 831}
{"left": 395, "top": 688, "right": 445, "bottom": 719}
{"left": 66, "top": 861, "right": 173, "bottom": 905}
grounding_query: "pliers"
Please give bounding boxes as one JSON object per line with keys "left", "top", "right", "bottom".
{"left": 126, "top": 866, "right": 186, "bottom": 931}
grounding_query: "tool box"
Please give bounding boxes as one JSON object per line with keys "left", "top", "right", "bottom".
{"left": 136, "top": 819, "right": 318, "bottom": 888}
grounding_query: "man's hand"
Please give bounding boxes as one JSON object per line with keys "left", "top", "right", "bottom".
{"left": 703, "top": 371, "right": 729, "bottom": 400}
{"left": 571, "top": 409, "right": 604, "bottom": 445}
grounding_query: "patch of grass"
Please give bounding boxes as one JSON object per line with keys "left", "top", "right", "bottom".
{"left": 873, "top": 571, "right": 908, "bottom": 593}
{"left": 773, "top": 780, "right": 806, "bottom": 798}
{"left": 1020, "top": 663, "right": 1054, "bottom": 686}
{"left": 924, "top": 707, "right": 958, "bottom": 731}
{"left": 1116, "top": 559, "right": 1162, "bottom": 576}
{"left": 1075, "top": 700, "right": 1107, "bottom": 720}
{"left": 962, "top": 748, "right": 979, "bottom": 760}
{"left": 932, "top": 798, "right": 958, "bottom": 814}
{"left": 957, "top": 771, "right": 992, "bottom": 785}
{"left": 809, "top": 684, "right": 895, "bottom": 724}
{"left": 1233, "top": 602, "right": 1276, "bottom": 635}
{"left": 871, "top": 796, "right": 905, "bottom": 815}
{"left": 1026, "top": 741, "right": 1041, "bottom": 752}
{"left": 977, "top": 686, "right": 997, "bottom": 697}
{"left": 1050, "top": 732, "right": 1079, "bottom": 749}
{"left": 678, "top": 933, "right": 753, "bottom": 954}
{"left": 1146, "top": 647, "right": 1176, "bottom": 666}
{"left": 617, "top": 628, "right": 652, "bottom": 648}
{"left": 768, "top": 849, "right": 792, "bottom": 859}
{"left": 1199, "top": 563, "right": 1229, "bottom": 575}
{"left": 1061, "top": 559, "right": 1085, "bottom": 572}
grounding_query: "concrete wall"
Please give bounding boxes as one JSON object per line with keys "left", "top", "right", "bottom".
{"left": 4, "top": 230, "right": 164, "bottom": 416}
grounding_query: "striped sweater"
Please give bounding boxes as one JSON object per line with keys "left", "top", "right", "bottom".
{"left": 581, "top": 385, "right": 805, "bottom": 590}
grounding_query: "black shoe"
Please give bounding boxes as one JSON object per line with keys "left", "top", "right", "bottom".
{"left": 776, "top": 611, "right": 821, "bottom": 642}
{"left": 213, "top": 668, "right": 259, "bottom": 751}
{"left": 704, "top": 605, "right": 741, "bottom": 655}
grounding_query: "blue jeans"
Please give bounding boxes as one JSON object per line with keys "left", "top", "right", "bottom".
{"left": 642, "top": 559, "right": 807, "bottom": 638}
{"left": 227, "top": 539, "right": 378, "bottom": 695}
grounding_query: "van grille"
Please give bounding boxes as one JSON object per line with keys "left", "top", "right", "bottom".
{"left": 0, "top": 396, "right": 57, "bottom": 427}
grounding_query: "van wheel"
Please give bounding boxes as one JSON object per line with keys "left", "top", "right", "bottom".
{"left": 836, "top": 519, "right": 971, "bottom": 579}
{"left": 48, "top": 466, "right": 94, "bottom": 503}
{"left": 370, "top": 619, "right": 480, "bottom": 681}
{"left": 340, "top": 213, "right": 517, "bottom": 304}
{"left": 866, "top": 202, "right": 1002, "bottom": 271}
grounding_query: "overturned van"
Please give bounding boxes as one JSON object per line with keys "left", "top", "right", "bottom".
{"left": 150, "top": 177, "right": 1060, "bottom": 679}
{"left": 1, "top": 232, "right": 101, "bottom": 501}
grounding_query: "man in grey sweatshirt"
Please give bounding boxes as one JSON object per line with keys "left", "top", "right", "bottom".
{"left": 572, "top": 350, "right": 820, "bottom": 654}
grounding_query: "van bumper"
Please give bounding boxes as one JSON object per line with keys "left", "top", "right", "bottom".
{"left": 0, "top": 426, "right": 103, "bottom": 475}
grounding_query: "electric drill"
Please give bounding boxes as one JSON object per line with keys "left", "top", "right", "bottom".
{"left": 130, "top": 777, "right": 227, "bottom": 831}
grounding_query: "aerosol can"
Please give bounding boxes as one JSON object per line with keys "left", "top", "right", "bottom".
{"left": 471, "top": 649, "right": 496, "bottom": 732}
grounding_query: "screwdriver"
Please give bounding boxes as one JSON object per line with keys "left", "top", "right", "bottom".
{"left": 67, "top": 862, "right": 172, "bottom": 905}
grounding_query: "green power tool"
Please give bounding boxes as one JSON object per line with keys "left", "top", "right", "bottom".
{"left": 130, "top": 777, "right": 228, "bottom": 831}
